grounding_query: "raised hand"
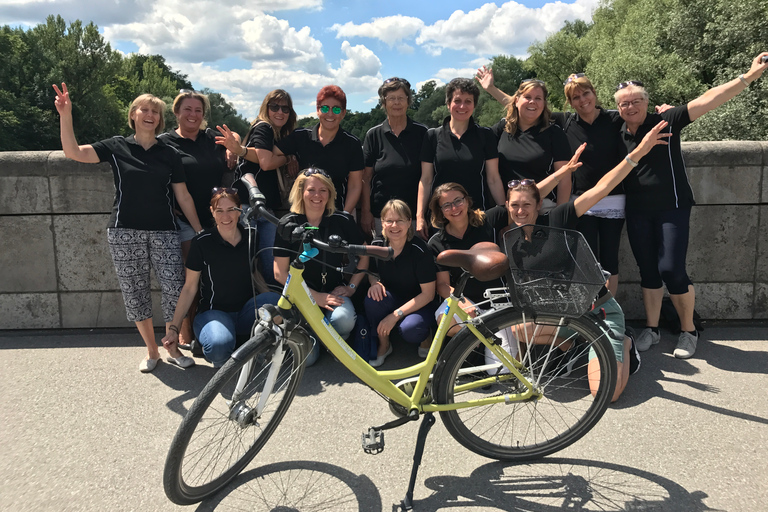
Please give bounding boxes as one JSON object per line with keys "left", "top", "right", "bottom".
{"left": 475, "top": 65, "right": 494, "bottom": 91}
{"left": 214, "top": 124, "right": 241, "bottom": 153}
{"left": 635, "top": 120, "right": 671, "bottom": 158}
{"left": 52, "top": 83, "right": 72, "bottom": 117}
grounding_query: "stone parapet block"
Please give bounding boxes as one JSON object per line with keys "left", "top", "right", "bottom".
{"left": 0, "top": 215, "right": 57, "bottom": 292}
{"left": 0, "top": 293, "right": 59, "bottom": 329}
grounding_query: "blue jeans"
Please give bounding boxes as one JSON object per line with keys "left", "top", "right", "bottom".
{"left": 193, "top": 293, "right": 280, "bottom": 367}
{"left": 364, "top": 291, "right": 435, "bottom": 344}
{"left": 256, "top": 214, "right": 278, "bottom": 286}
{"left": 305, "top": 296, "right": 356, "bottom": 367}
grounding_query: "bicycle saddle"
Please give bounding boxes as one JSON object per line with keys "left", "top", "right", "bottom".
{"left": 436, "top": 242, "right": 509, "bottom": 282}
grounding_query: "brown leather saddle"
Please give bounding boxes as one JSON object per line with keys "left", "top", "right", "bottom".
{"left": 435, "top": 242, "right": 509, "bottom": 282}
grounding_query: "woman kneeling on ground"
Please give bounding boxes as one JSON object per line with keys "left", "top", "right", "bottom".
{"left": 364, "top": 200, "right": 437, "bottom": 367}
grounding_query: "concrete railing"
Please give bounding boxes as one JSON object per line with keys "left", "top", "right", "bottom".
{"left": 1, "top": 144, "right": 767, "bottom": 329}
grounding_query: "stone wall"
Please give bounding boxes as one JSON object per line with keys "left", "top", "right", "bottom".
{"left": 1, "top": 145, "right": 767, "bottom": 329}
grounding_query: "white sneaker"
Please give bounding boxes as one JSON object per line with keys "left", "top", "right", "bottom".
{"left": 674, "top": 331, "right": 698, "bottom": 359}
{"left": 635, "top": 328, "right": 660, "bottom": 352}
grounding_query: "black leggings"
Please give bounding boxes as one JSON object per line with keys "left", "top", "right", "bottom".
{"left": 576, "top": 215, "right": 625, "bottom": 276}
{"left": 625, "top": 208, "right": 692, "bottom": 294}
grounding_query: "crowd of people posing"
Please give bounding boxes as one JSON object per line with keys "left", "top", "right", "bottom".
{"left": 53, "top": 52, "right": 767, "bottom": 403}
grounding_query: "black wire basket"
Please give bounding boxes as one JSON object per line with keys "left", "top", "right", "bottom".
{"left": 502, "top": 225, "right": 606, "bottom": 317}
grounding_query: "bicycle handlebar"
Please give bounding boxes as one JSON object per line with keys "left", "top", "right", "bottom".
{"left": 240, "top": 175, "right": 394, "bottom": 261}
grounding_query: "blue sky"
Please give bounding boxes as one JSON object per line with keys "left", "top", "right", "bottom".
{"left": 0, "top": 0, "right": 599, "bottom": 118}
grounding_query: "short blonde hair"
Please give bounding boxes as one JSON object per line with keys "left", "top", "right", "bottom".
{"left": 614, "top": 84, "right": 649, "bottom": 104}
{"left": 380, "top": 199, "right": 414, "bottom": 241}
{"left": 128, "top": 94, "right": 166, "bottom": 135}
{"left": 288, "top": 168, "right": 337, "bottom": 216}
{"left": 172, "top": 91, "right": 210, "bottom": 130}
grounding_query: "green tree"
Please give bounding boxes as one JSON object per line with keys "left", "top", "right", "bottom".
{"left": 412, "top": 81, "right": 446, "bottom": 127}
{"left": 203, "top": 89, "right": 250, "bottom": 136}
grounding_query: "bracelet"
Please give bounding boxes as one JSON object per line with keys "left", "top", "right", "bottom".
{"left": 625, "top": 155, "right": 639, "bottom": 168}
{"left": 738, "top": 74, "right": 749, "bottom": 86}
{"left": 168, "top": 325, "right": 179, "bottom": 334}
{"left": 239, "top": 146, "right": 248, "bottom": 158}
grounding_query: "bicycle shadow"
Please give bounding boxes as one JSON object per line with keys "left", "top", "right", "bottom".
{"left": 414, "top": 458, "right": 722, "bottom": 511}
{"left": 150, "top": 358, "right": 217, "bottom": 417}
{"left": 193, "top": 460, "right": 382, "bottom": 511}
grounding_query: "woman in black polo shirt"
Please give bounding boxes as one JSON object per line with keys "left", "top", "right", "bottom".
{"left": 162, "top": 189, "right": 280, "bottom": 367}
{"left": 364, "top": 200, "right": 437, "bottom": 367}
{"left": 272, "top": 86, "right": 364, "bottom": 213}
{"left": 273, "top": 168, "right": 369, "bottom": 366}
{"left": 216, "top": 89, "right": 299, "bottom": 285}
{"left": 360, "top": 78, "right": 428, "bottom": 237}
{"left": 416, "top": 78, "right": 504, "bottom": 238}
{"left": 615, "top": 52, "right": 768, "bottom": 360}
{"left": 53, "top": 83, "right": 201, "bottom": 373}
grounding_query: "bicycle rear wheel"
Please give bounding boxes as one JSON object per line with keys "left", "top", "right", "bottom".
{"left": 163, "top": 328, "right": 306, "bottom": 505}
{"left": 434, "top": 309, "right": 616, "bottom": 461}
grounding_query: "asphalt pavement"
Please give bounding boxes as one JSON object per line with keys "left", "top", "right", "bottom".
{"left": 1, "top": 323, "right": 767, "bottom": 511}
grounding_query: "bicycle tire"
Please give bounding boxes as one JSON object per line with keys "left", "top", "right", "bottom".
{"left": 163, "top": 328, "right": 306, "bottom": 505}
{"left": 434, "top": 308, "right": 616, "bottom": 461}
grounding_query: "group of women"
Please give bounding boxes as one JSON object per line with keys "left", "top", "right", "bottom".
{"left": 54, "top": 51, "right": 767, "bottom": 383}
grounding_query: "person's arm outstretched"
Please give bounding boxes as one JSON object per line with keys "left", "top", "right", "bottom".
{"left": 53, "top": 83, "right": 99, "bottom": 163}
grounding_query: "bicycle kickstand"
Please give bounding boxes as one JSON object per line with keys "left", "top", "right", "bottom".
{"left": 395, "top": 412, "right": 436, "bottom": 512}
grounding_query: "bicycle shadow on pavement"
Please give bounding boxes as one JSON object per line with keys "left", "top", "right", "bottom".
{"left": 414, "top": 458, "right": 722, "bottom": 511}
{"left": 151, "top": 359, "right": 217, "bottom": 417}
{"left": 193, "top": 459, "right": 382, "bottom": 511}
{"left": 610, "top": 332, "right": 768, "bottom": 425}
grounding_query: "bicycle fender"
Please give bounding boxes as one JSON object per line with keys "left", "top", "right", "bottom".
{"left": 231, "top": 327, "right": 276, "bottom": 361}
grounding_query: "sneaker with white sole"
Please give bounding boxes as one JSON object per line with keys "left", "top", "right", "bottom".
{"left": 627, "top": 331, "right": 641, "bottom": 375}
{"left": 674, "top": 331, "right": 698, "bottom": 359}
{"left": 635, "top": 327, "right": 660, "bottom": 352}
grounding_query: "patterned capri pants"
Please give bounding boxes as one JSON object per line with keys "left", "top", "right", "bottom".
{"left": 107, "top": 228, "right": 185, "bottom": 323}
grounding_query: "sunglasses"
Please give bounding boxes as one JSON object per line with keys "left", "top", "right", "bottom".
{"left": 521, "top": 79, "right": 546, "bottom": 86}
{"left": 564, "top": 73, "right": 586, "bottom": 85}
{"left": 384, "top": 77, "right": 411, "bottom": 89}
{"left": 211, "top": 187, "right": 238, "bottom": 198}
{"left": 508, "top": 179, "right": 536, "bottom": 188}
{"left": 303, "top": 168, "right": 331, "bottom": 179}
{"left": 268, "top": 104, "right": 291, "bottom": 114}
{"left": 439, "top": 196, "right": 466, "bottom": 212}
{"left": 179, "top": 89, "right": 199, "bottom": 94}
{"left": 319, "top": 105, "right": 342, "bottom": 115}
{"left": 616, "top": 80, "right": 644, "bottom": 90}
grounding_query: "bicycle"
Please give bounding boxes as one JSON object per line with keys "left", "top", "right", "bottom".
{"left": 163, "top": 179, "right": 618, "bottom": 510}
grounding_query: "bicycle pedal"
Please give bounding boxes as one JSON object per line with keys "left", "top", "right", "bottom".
{"left": 362, "top": 427, "right": 384, "bottom": 454}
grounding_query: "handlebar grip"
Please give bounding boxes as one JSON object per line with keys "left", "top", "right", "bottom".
{"left": 347, "top": 244, "right": 394, "bottom": 261}
{"left": 240, "top": 175, "right": 279, "bottom": 226}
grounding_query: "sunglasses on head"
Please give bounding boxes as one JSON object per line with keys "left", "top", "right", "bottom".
{"left": 384, "top": 77, "right": 411, "bottom": 89}
{"left": 179, "top": 89, "right": 198, "bottom": 94}
{"left": 508, "top": 179, "right": 536, "bottom": 189}
{"left": 319, "top": 105, "right": 342, "bottom": 115}
{"left": 616, "top": 80, "right": 644, "bottom": 90}
{"left": 564, "top": 73, "right": 587, "bottom": 85}
{"left": 211, "top": 187, "right": 238, "bottom": 198}
{"left": 303, "top": 168, "right": 331, "bottom": 179}
{"left": 521, "top": 79, "right": 546, "bottom": 86}
{"left": 268, "top": 104, "right": 291, "bottom": 114}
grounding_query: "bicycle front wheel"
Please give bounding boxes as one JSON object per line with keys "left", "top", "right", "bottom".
{"left": 163, "top": 328, "right": 306, "bottom": 505}
{"left": 434, "top": 309, "right": 616, "bottom": 461}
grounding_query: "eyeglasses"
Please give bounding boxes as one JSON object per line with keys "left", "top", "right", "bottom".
{"left": 319, "top": 105, "right": 342, "bottom": 115}
{"left": 439, "top": 196, "right": 466, "bottom": 212}
{"left": 382, "top": 219, "right": 408, "bottom": 227}
{"left": 268, "top": 104, "right": 291, "bottom": 114}
{"left": 616, "top": 80, "right": 644, "bottom": 90}
{"left": 618, "top": 98, "right": 646, "bottom": 109}
{"left": 303, "top": 168, "right": 331, "bottom": 179}
{"left": 564, "top": 73, "right": 586, "bottom": 85}
{"left": 211, "top": 187, "right": 238, "bottom": 197}
{"left": 384, "top": 77, "right": 411, "bottom": 89}
{"left": 385, "top": 95, "right": 408, "bottom": 103}
{"left": 508, "top": 179, "right": 536, "bottom": 188}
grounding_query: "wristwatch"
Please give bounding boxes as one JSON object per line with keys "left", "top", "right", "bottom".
{"left": 348, "top": 282, "right": 356, "bottom": 290}
{"left": 395, "top": 309, "right": 404, "bottom": 318}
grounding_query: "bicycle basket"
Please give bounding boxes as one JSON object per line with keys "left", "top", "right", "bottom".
{"left": 502, "top": 225, "right": 605, "bottom": 317}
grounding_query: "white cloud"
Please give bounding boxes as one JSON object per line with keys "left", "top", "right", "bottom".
{"left": 433, "top": 67, "right": 479, "bottom": 81}
{"left": 416, "top": 0, "right": 599, "bottom": 56}
{"left": 335, "top": 40, "right": 381, "bottom": 79}
{"left": 331, "top": 15, "right": 424, "bottom": 46}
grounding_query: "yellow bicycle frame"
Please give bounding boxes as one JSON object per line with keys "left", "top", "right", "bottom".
{"left": 277, "top": 263, "right": 541, "bottom": 414}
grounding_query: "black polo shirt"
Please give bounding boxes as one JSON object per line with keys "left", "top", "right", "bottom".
{"left": 493, "top": 119, "right": 571, "bottom": 203}
{"left": 186, "top": 224, "right": 254, "bottom": 312}
{"left": 420, "top": 116, "right": 499, "bottom": 210}
{"left": 363, "top": 117, "right": 428, "bottom": 217}
{"left": 551, "top": 109, "right": 625, "bottom": 195}
{"left": 273, "top": 211, "right": 364, "bottom": 293}
{"left": 427, "top": 218, "right": 502, "bottom": 303}
{"left": 371, "top": 236, "right": 436, "bottom": 300}
{"left": 619, "top": 105, "right": 694, "bottom": 211}
{"left": 275, "top": 125, "right": 364, "bottom": 210}
{"left": 233, "top": 122, "right": 282, "bottom": 210}
{"left": 91, "top": 135, "right": 185, "bottom": 230}
{"left": 487, "top": 201, "right": 578, "bottom": 239}
{"left": 158, "top": 128, "right": 228, "bottom": 228}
